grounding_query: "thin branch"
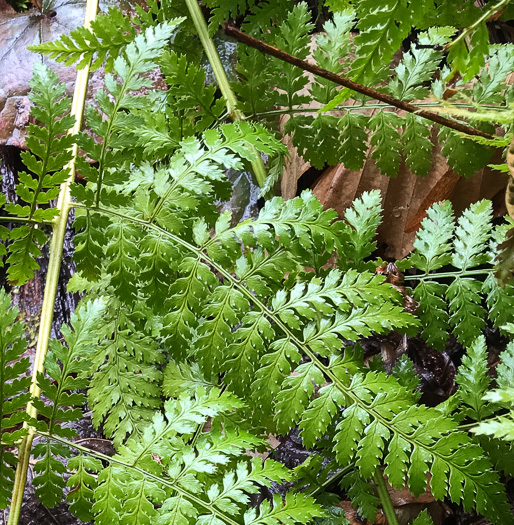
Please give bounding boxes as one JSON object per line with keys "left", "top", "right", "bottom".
{"left": 224, "top": 24, "right": 494, "bottom": 140}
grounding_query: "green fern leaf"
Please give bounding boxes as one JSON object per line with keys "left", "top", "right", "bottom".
{"left": 67, "top": 454, "right": 102, "bottom": 522}
{"left": 392, "top": 354, "right": 420, "bottom": 393}
{"left": 4, "top": 63, "right": 74, "bottom": 285}
{"left": 245, "top": 492, "right": 323, "bottom": 524}
{"left": 163, "top": 361, "right": 214, "bottom": 398}
{"left": 412, "top": 281, "right": 450, "bottom": 351}
{"left": 275, "top": 362, "right": 325, "bottom": 434}
{"left": 474, "top": 45, "right": 514, "bottom": 104}
{"left": 483, "top": 272, "right": 514, "bottom": 333}
{"left": 389, "top": 31, "right": 446, "bottom": 101}
{"left": 412, "top": 509, "right": 434, "bottom": 525}
{"left": 32, "top": 442, "right": 73, "bottom": 507}
{"left": 448, "top": 22, "right": 489, "bottom": 82}
{"left": 88, "top": 300, "right": 164, "bottom": 446}
{"left": 455, "top": 336, "right": 496, "bottom": 421}
{"left": 496, "top": 342, "right": 514, "bottom": 390}
{"left": 91, "top": 389, "right": 322, "bottom": 524}
{"left": 339, "top": 112, "right": 369, "bottom": 172}
{"left": 73, "top": 23, "right": 179, "bottom": 212}
{"left": 32, "top": 300, "right": 105, "bottom": 507}
{"left": 446, "top": 277, "right": 486, "bottom": 347}
{"left": 160, "top": 49, "right": 226, "bottom": 133}
{"left": 452, "top": 200, "right": 493, "bottom": 270}
{"left": 340, "top": 470, "right": 379, "bottom": 522}
{"left": 410, "top": 201, "right": 455, "bottom": 273}
{"left": 273, "top": 2, "right": 314, "bottom": 109}
{"left": 0, "top": 290, "right": 31, "bottom": 509}
{"left": 439, "top": 127, "right": 494, "bottom": 177}
{"left": 311, "top": 11, "right": 354, "bottom": 104}
{"left": 369, "top": 112, "right": 404, "bottom": 177}
{"left": 402, "top": 114, "right": 433, "bottom": 177}
{"left": 473, "top": 389, "right": 514, "bottom": 441}
{"left": 338, "top": 190, "right": 383, "bottom": 271}
{"left": 29, "top": 9, "right": 172, "bottom": 72}
{"left": 324, "top": 0, "right": 433, "bottom": 108}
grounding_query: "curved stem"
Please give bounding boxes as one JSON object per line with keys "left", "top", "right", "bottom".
{"left": 184, "top": 0, "right": 268, "bottom": 188}
{"left": 374, "top": 467, "right": 400, "bottom": 525}
{"left": 6, "top": 2, "right": 98, "bottom": 523}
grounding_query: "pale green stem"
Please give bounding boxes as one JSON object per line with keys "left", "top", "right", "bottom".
{"left": 446, "top": 0, "right": 512, "bottom": 51}
{"left": 6, "top": 2, "right": 98, "bottom": 523}
{"left": 405, "top": 268, "right": 493, "bottom": 281}
{"left": 374, "top": 467, "right": 400, "bottom": 525}
{"left": 184, "top": 0, "right": 268, "bottom": 188}
{"left": 0, "top": 217, "right": 51, "bottom": 225}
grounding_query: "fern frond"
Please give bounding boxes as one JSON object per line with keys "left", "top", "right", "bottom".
{"left": 496, "top": 342, "right": 514, "bottom": 390}
{"left": 324, "top": 0, "right": 433, "bottom": 108}
{"left": 32, "top": 300, "right": 105, "bottom": 507}
{"left": 87, "top": 389, "right": 323, "bottom": 525}
{"left": 455, "top": 336, "right": 496, "bottom": 421}
{"left": 412, "top": 281, "right": 449, "bottom": 350}
{"left": 88, "top": 300, "right": 165, "bottom": 447}
{"left": 439, "top": 127, "right": 494, "bottom": 177}
{"left": 29, "top": 9, "right": 175, "bottom": 72}
{"left": 388, "top": 30, "right": 447, "bottom": 101}
{"left": 67, "top": 453, "right": 102, "bottom": 522}
{"left": 0, "top": 290, "right": 31, "bottom": 509}
{"left": 473, "top": 389, "right": 514, "bottom": 441}
{"left": 160, "top": 49, "right": 227, "bottom": 133}
{"left": 369, "top": 111, "right": 404, "bottom": 177}
{"left": 337, "top": 190, "right": 383, "bottom": 271}
{"left": 72, "top": 23, "right": 180, "bottom": 213}
{"left": 402, "top": 114, "right": 433, "bottom": 177}
{"left": 410, "top": 201, "right": 455, "bottom": 273}
{"left": 272, "top": 2, "right": 313, "bottom": 109}
{"left": 473, "top": 45, "right": 514, "bottom": 104}
{"left": 339, "top": 470, "right": 379, "bottom": 522}
{"left": 338, "top": 112, "right": 369, "bottom": 172}
{"left": 4, "top": 63, "right": 74, "bottom": 285}
{"left": 329, "top": 372, "right": 511, "bottom": 524}
{"left": 453, "top": 200, "right": 493, "bottom": 271}
{"left": 413, "top": 509, "right": 434, "bottom": 525}
{"left": 406, "top": 200, "right": 507, "bottom": 348}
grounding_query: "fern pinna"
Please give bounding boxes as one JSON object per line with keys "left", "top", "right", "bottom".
{"left": 1, "top": 2, "right": 514, "bottom": 525}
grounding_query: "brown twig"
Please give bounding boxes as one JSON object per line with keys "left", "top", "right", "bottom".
{"left": 224, "top": 23, "right": 494, "bottom": 140}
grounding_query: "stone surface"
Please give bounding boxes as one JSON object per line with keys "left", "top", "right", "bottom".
{"left": 0, "top": 0, "right": 146, "bottom": 147}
